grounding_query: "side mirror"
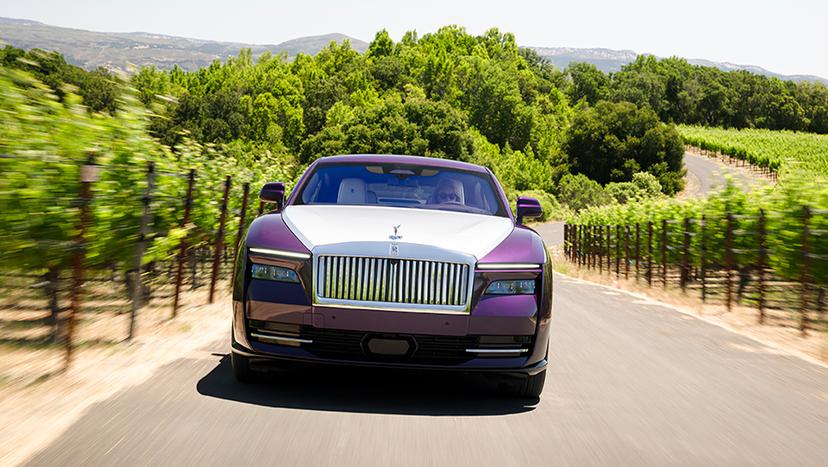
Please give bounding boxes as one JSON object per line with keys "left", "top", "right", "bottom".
{"left": 516, "top": 196, "right": 543, "bottom": 225}
{"left": 260, "top": 182, "right": 285, "bottom": 211}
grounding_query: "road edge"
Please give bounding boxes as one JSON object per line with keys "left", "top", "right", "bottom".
{"left": 554, "top": 271, "right": 828, "bottom": 370}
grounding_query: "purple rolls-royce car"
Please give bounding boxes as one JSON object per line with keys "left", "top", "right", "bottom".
{"left": 231, "top": 154, "right": 552, "bottom": 397}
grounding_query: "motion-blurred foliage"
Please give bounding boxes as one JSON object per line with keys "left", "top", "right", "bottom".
{"left": 0, "top": 67, "right": 291, "bottom": 277}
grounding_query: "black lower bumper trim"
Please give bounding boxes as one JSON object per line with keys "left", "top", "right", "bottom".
{"left": 231, "top": 341, "right": 547, "bottom": 376}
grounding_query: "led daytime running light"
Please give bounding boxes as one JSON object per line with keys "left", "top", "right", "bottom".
{"left": 476, "top": 263, "right": 541, "bottom": 270}
{"left": 249, "top": 247, "right": 310, "bottom": 259}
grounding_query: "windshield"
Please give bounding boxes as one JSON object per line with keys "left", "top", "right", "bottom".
{"left": 294, "top": 163, "right": 508, "bottom": 217}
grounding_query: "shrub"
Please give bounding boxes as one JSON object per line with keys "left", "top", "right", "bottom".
{"left": 556, "top": 173, "right": 612, "bottom": 211}
{"left": 605, "top": 171, "right": 664, "bottom": 203}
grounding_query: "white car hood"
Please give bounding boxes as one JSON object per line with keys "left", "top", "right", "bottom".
{"left": 282, "top": 205, "right": 514, "bottom": 259}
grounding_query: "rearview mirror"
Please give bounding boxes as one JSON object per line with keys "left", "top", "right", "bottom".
{"left": 516, "top": 196, "right": 543, "bottom": 225}
{"left": 260, "top": 182, "right": 285, "bottom": 211}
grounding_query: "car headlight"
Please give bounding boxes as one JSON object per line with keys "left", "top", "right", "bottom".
{"left": 485, "top": 280, "right": 535, "bottom": 295}
{"left": 251, "top": 263, "right": 300, "bottom": 283}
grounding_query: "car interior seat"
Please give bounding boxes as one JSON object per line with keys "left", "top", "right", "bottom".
{"left": 468, "top": 181, "right": 491, "bottom": 211}
{"left": 337, "top": 178, "right": 367, "bottom": 204}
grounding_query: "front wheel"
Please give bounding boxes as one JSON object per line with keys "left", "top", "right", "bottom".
{"left": 231, "top": 352, "right": 257, "bottom": 383}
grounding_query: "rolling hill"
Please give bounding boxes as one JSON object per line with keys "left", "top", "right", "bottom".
{"left": 0, "top": 16, "right": 368, "bottom": 71}
{"left": 1, "top": 16, "right": 825, "bottom": 85}
{"left": 531, "top": 46, "right": 828, "bottom": 85}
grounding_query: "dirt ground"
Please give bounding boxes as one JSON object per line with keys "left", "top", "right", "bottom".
{"left": 0, "top": 286, "right": 231, "bottom": 466}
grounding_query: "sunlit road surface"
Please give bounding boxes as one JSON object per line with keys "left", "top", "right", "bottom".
{"left": 25, "top": 284, "right": 828, "bottom": 464}
{"left": 24, "top": 223, "right": 828, "bottom": 466}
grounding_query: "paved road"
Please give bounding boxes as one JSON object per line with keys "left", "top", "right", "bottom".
{"left": 532, "top": 221, "right": 564, "bottom": 247}
{"left": 683, "top": 152, "right": 767, "bottom": 197}
{"left": 26, "top": 258, "right": 828, "bottom": 464}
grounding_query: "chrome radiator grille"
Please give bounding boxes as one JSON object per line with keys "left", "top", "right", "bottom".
{"left": 316, "top": 256, "right": 470, "bottom": 307}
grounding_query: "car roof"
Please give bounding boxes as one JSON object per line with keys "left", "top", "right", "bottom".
{"left": 312, "top": 154, "right": 491, "bottom": 174}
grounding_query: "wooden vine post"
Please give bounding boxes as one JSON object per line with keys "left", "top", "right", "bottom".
{"left": 234, "top": 182, "right": 250, "bottom": 262}
{"left": 172, "top": 169, "right": 196, "bottom": 318}
{"left": 799, "top": 206, "right": 812, "bottom": 335}
{"left": 128, "top": 161, "right": 155, "bottom": 341}
{"left": 757, "top": 209, "right": 767, "bottom": 324}
{"left": 725, "top": 213, "right": 735, "bottom": 312}
{"left": 65, "top": 156, "right": 98, "bottom": 370}
{"left": 209, "top": 176, "right": 232, "bottom": 304}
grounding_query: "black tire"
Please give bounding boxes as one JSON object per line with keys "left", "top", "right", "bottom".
{"left": 501, "top": 370, "right": 546, "bottom": 398}
{"left": 231, "top": 352, "right": 257, "bottom": 383}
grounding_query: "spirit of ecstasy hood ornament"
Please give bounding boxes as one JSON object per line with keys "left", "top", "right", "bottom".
{"left": 389, "top": 224, "right": 402, "bottom": 241}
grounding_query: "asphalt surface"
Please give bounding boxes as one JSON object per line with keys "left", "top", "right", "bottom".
{"left": 682, "top": 152, "right": 766, "bottom": 196}
{"left": 26, "top": 259, "right": 828, "bottom": 465}
{"left": 531, "top": 220, "right": 563, "bottom": 247}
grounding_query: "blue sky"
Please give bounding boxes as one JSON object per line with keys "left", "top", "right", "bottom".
{"left": 2, "top": 0, "right": 826, "bottom": 77}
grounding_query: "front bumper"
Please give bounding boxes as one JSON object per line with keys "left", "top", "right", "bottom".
{"left": 231, "top": 340, "right": 548, "bottom": 377}
{"left": 232, "top": 296, "right": 549, "bottom": 376}
{"left": 230, "top": 245, "right": 553, "bottom": 376}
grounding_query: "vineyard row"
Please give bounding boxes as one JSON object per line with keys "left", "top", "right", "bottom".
{"left": 677, "top": 125, "right": 828, "bottom": 181}
{"left": 564, "top": 208, "right": 827, "bottom": 334}
{"left": 0, "top": 156, "right": 271, "bottom": 370}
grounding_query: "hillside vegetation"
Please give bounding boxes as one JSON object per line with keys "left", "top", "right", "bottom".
{"left": 2, "top": 24, "right": 828, "bottom": 229}
{"left": 535, "top": 46, "right": 828, "bottom": 84}
{"left": 4, "top": 16, "right": 825, "bottom": 84}
{"left": 0, "top": 25, "right": 693, "bottom": 283}
{"left": 568, "top": 57, "right": 828, "bottom": 134}
{"left": 129, "top": 27, "right": 692, "bottom": 203}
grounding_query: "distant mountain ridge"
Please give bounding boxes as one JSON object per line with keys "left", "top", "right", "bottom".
{"left": 529, "top": 46, "right": 828, "bottom": 85}
{"left": 0, "top": 16, "right": 369, "bottom": 71}
{"left": 1, "top": 16, "right": 825, "bottom": 85}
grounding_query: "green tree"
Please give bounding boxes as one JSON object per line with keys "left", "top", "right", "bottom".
{"left": 367, "top": 29, "right": 395, "bottom": 58}
{"left": 565, "top": 62, "right": 608, "bottom": 105}
{"left": 566, "top": 100, "right": 685, "bottom": 194}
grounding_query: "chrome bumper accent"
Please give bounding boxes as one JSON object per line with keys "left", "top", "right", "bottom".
{"left": 251, "top": 332, "right": 313, "bottom": 345}
{"left": 465, "top": 348, "right": 528, "bottom": 354}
